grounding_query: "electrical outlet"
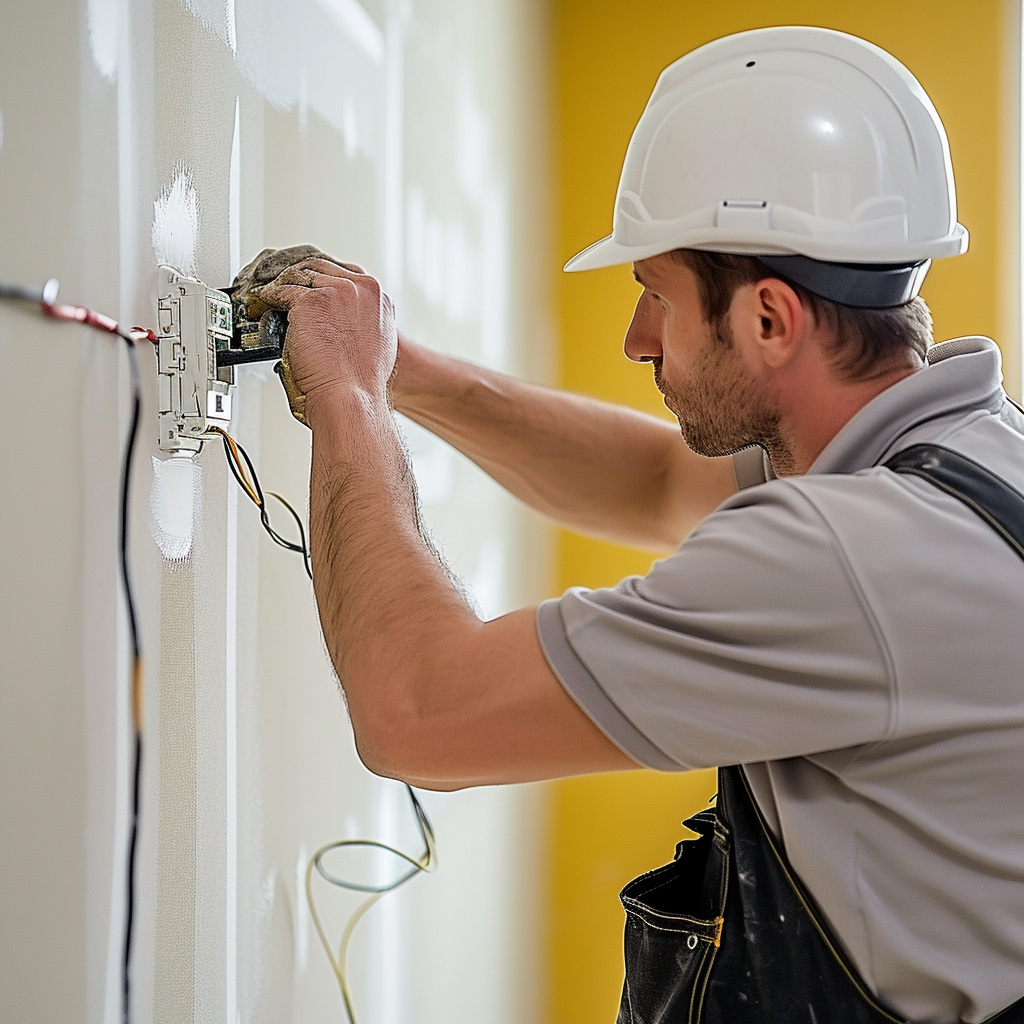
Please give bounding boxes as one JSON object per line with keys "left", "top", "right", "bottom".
{"left": 156, "top": 265, "right": 234, "bottom": 452}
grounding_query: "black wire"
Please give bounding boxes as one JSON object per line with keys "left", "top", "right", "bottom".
{"left": 313, "top": 784, "right": 435, "bottom": 894}
{"left": 267, "top": 492, "right": 314, "bottom": 581}
{"left": 119, "top": 339, "right": 143, "bottom": 662}
{"left": 118, "top": 337, "right": 143, "bottom": 1024}
{"left": 214, "top": 430, "right": 314, "bottom": 580}
{"left": 0, "top": 281, "right": 43, "bottom": 303}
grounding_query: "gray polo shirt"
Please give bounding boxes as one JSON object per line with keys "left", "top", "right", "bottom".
{"left": 538, "top": 337, "right": 1024, "bottom": 1024}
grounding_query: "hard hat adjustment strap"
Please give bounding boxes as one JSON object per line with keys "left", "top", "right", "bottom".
{"left": 754, "top": 254, "right": 931, "bottom": 309}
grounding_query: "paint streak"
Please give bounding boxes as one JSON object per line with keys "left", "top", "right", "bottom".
{"left": 152, "top": 163, "right": 199, "bottom": 278}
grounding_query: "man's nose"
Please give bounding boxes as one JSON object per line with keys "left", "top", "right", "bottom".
{"left": 624, "top": 294, "right": 663, "bottom": 363}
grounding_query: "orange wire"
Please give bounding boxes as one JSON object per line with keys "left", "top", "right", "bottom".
{"left": 209, "top": 426, "right": 261, "bottom": 505}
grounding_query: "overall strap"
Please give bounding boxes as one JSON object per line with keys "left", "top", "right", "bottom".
{"left": 883, "top": 443, "right": 1024, "bottom": 562}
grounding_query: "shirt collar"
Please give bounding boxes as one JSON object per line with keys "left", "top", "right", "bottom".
{"left": 808, "top": 337, "right": 1006, "bottom": 476}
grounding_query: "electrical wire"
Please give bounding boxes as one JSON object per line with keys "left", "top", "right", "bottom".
{"left": 209, "top": 428, "right": 438, "bottom": 1024}
{"left": 306, "top": 785, "right": 437, "bottom": 1024}
{"left": 0, "top": 276, "right": 155, "bottom": 1024}
{"left": 207, "top": 425, "right": 314, "bottom": 581}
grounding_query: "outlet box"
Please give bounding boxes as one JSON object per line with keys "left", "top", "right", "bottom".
{"left": 156, "top": 265, "right": 234, "bottom": 452}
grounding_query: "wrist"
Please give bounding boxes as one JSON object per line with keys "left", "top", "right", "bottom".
{"left": 304, "top": 381, "right": 389, "bottom": 432}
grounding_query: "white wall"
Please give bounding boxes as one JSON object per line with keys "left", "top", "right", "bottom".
{"left": 0, "top": 1, "right": 553, "bottom": 1021}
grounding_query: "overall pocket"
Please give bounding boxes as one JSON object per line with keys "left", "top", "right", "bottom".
{"left": 617, "top": 808, "right": 729, "bottom": 1024}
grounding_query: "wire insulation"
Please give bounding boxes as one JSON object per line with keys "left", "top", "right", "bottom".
{"left": 208, "top": 425, "right": 314, "bottom": 580}
{"left": 306, "top": 786, "right": 437, "bottom": 1024}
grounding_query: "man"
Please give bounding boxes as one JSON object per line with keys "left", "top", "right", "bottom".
{"left": 252, "top": 26, "right": 1024, "bottom": 1024}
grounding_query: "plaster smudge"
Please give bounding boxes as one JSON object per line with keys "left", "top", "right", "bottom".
{"left": 150, "top": 454, "right": 200, "bottom": 562}
{"left": 152, "top": 163, "right": 199, "bottom": 278}
{"left": 87, "top": 0, "right": 117, "bottom": 82}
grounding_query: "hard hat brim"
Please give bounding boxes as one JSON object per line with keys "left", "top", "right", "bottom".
{"left": 563, "top": 235, "right": 651, "bottom": 273}
{"left": 563, "top": 224, "right": 969, "bottom": 273}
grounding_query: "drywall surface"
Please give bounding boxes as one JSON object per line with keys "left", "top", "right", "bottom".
{"left": 0, "top": 1, "right": 551, "bottom": 1021}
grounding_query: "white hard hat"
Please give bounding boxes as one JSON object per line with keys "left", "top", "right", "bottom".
{"left": 565, "top": 26, "right": 968, "bottom": 307}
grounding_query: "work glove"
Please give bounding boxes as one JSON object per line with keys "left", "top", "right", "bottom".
{"left": 231, "top": 245, "right": 362, "bottom": 427}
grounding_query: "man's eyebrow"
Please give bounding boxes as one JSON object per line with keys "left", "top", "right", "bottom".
{"left": 632, "top": 267, "right": 646, "bottom": 286}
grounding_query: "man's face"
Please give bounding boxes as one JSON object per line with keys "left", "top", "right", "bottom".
{"left": 626, "top": 255, "right": 781, "bottom": 458}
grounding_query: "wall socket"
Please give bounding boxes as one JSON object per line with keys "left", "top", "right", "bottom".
{"left": 156, "top": 265, "right": 234, "bottom": 452}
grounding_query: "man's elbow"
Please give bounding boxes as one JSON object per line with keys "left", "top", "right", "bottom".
{"left": 349, "top": 700, "right": 470, "bottom": 792}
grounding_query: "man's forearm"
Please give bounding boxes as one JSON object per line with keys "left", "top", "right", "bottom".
{"left": 394, "top": 338, "right": 737, "bottom": 549}
{"left": 305, "top": 387, "right": 482, "bottom": 772}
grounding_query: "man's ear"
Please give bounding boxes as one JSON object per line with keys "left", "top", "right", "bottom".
{"left": 747, "top": 278, "right": 807, "bottom": 370}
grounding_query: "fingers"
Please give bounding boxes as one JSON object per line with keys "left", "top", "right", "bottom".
{"left": 252, "top": 244, "right": 327, "bottom": 283}
{"left": 255, "top": 280, "right": 312, "bottom": 309}
{"left": 299, "top": 258, "right": 367, "bottom": 276}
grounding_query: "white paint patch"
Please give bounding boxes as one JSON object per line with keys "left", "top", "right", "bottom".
{"left": 87, "top": 0, "right": 117, "bottom": 82}
{"left": 149, "top": 453, "right": 199, "bottom": 561}
{"left": 152, "top": 163, "right": 199, "bottom": 278}
{"left": 310, "top": 0, "right": 384, "bottom": 63}
{"left": 182, "top": 0, "right": 235, "bottom": 52}
{"left": 229, "top": 98, "right": 241, "bottom": 280}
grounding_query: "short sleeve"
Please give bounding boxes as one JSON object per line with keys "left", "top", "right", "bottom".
{"left": 536, "top": 481, "right": 893, "bottom": 770}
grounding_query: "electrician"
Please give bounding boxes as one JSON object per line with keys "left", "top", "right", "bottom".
{"left": 250, "top": 26, "right": 1024, "bottom": 1024}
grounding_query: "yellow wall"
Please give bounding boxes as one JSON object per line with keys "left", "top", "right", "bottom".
{"left": 546, "top": 3, "right": 1020, "bottom": 1022}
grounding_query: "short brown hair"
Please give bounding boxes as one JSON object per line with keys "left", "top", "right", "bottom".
{"left": 673, "top": 249, "right": 933, "bottom": 382}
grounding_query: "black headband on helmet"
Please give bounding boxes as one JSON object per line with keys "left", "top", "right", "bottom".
{"left": 754, "top": 254, "right": 931, "bottom": 308}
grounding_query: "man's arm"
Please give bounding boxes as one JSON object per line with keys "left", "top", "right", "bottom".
{"left": 261, "top": 263, "right": 640, "bottom": 788}
{"left": 393, "top": 335, "right": 738, "bottom": 551}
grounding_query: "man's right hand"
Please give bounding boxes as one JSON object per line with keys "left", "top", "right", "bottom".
{"left": 231, "top": 244, "right": 364, "bottom": 320}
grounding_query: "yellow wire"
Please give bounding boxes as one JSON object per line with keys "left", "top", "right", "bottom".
{"left": 305, "top": 811, "right": 436, "bottom": 1024}
{"left": 306, "top": 858, "right": 384, "bottom": 1024}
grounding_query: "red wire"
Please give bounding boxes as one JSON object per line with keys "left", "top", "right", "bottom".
{"left": 40, "top": 300, "right": 159, "bottom": 344}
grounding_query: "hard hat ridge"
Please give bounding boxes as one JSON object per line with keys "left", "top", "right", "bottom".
{"left": 565, "top": 26, "right": 968, "bottom": 305}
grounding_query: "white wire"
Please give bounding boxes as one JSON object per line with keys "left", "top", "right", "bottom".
{"left": 305, "top": 787, "right": 437, "bottom": 1024}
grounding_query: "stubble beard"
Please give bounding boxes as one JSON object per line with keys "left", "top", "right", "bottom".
{"left": 655, "top": 320, "right": 789, "bottom": 466}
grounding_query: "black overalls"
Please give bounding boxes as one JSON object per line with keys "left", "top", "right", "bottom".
{"left": 616, "top": 766, "right": 1024, "bottom": 1024}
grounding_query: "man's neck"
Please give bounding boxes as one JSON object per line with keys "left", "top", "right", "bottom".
{"left": 768, "top": 357, "right": 923, "bottom": 476}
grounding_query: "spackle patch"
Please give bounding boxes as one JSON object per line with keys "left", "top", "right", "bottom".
{"left": 152, "top": 163, "right": 199, "bottom": 277}
{"left": 87, "top": 0, "right": 117, "bottom": 81}
{"left": 150, "top": 454, "right": 200, "bottom": 562}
